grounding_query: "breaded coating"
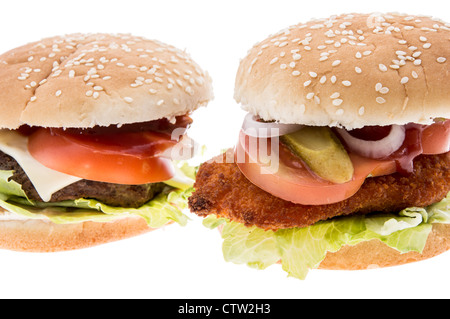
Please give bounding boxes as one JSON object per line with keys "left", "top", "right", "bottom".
{"left": 189, "top": 150, "right": 450, "bottom": 230}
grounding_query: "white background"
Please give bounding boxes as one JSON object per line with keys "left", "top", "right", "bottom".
{"left": 0, "top": 0, "right": 449, "bottom": 299}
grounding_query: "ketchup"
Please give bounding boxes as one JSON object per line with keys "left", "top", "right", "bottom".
{"left": 342, "top": 123, "right": 426, "bottom": 175}
{"left": 387, "top": 123, "right": 424, "bottom": 174}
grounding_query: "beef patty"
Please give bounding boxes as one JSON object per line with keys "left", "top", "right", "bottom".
{"left": 0, "top": 151, "right": 165, "bottom": 208}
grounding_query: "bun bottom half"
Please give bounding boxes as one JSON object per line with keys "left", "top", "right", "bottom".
{"left": 218, "top": 223, "right": 449, "bottom": 271}
{"left": 319, "top": 223, "right": 450, "bottom": 270}
{"left": 0, "top": 212, "right": 159, "bottom": 252}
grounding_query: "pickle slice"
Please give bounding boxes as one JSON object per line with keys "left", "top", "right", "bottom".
{"left": 280, "top": 126, "right": 354, "bottom": 183}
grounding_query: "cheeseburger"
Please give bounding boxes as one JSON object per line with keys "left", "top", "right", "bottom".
{"left": 0, "top": 33, "right": 212, "bottom": 252}
{"left": 189, "top": 13, "right": 450, "bottom": 279}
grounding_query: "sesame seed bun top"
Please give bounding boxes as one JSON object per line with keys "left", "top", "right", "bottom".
{"left": 0, "top": 33, "right": 213, "bottom": 129}
{"left": 234, "top": 13, "right": 450, "bottom": 129}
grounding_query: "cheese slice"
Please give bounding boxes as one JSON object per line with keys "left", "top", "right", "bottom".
{"left": 0, "top": 130, "right": 82, "bottom": 202}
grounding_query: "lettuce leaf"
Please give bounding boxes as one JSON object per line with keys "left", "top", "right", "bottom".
{"left": 0, "top": 163, "right": 195, "bottom": 228}
{"left": 203, "top": 194, "right": 450, "bottom": 279}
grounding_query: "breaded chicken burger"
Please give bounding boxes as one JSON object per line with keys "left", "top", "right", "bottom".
{"left": 189, "top": 13, "right": 450, "bottom": 279}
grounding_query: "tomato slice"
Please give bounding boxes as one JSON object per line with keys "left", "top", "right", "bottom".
{"left": 236, "top": 119, "right": 450, "bottom": 205}
{"left": 28, "top": 128, "right": 176, "bottom": 185}
{"left": 422, "top": 120, "right": 450, "bottom": 154}
{"left": 235, "top": 130, "right": 396, "bottom": 205}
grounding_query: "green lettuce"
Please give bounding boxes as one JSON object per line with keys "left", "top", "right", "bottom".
{"left": 0, "top": 162, "right": 196, "bottom": 228}
{"left": 203, "top": 194, "right": 450, "bottom": 279}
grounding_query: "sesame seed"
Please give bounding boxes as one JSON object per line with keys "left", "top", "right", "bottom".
{"left": 358, "top": 106, "right": 365, "bottom": 116}
{"left": 185, "top": 86, "right": 194, "bottom": 95}
{"left": 149, "top": 89, "right": 157, "bottom": 94}
{"left": 292, "top": 71, "right": 301, "bottom": 76}
{"left": 86, "top": 90, "right": 93, "bottom": 97}
{"left": 378, "top": 64, "right": 387, "bottom": 72}
{"left": 414, "top": 59, "right": 422, "bottom": 66}
{"left": 423, "top": 43, "right": 431, "bottom": 49}
{"left": 319, "top": 76, "right": 326, "bottom": 84}
{"left": 330, "top": 92, "right": 340, "bottom": 99}
{"left": 309, "top": 71, "right": 317, "bottom": 78}
{"left": 292, "top": 53, "right": 302, "bottom": 61}
{"left": 314, "top": 96, "right": 320, "bottom": 104}
{"left": 330, "top": 76, "right": 337, "bottom": 84}
{"left": 355, "top": 52, "right": 362, "bottom": 59}
{"left": 157, "top": 99, "right": 165, "bottom": 106}
{"left": 30, "top": 96, "right": 37, "bottom": 102}
{"left": 375, "top": 83, "right": 382, "bottom": 91}
{"left": 355, "top": 67, "right": 362, "bottom": 73}
{"left": 333, "top": 99, "right": 343, "bottom": 106}
{"left": 280, "top": 64, "right": 287, "bottom": 69}
{"left": 437, "top": 57, "right": 447, "bottom": 63}
{"left": 124, "top": 97, "right": 133, "bottom": 103}
{"left": 306, "top": 92, "right": 315, "bottom": 100}
{"left": 376, "top": 97, "right": 386, "bottom": 104}
{"left": 380, "top": 87, "right": 390, "bottom": 94}
{"left": 69, "top": 70, "right": 75, "bottom": 78}
{"left": 419, "top": 36, "right": 427, "bottom": 42}
{"left": 342, "top": 80, "right": 351, "bottom": 87}
{"left": 299, "top": 104, "right": 306, "bottom": 114}
{"left": 303, "top": 80, "right": 312, "bottom": 87}
{"left": 412, "top": 71, "right": 419, "bottom": 79}
{"left": 332, "top": 60, "right": 341, "bottom": 67}
{"left": 93, "top": 86, "right": 103, "bottom": 91}
{"left": 269, "top": 57, "right": 279, "bottom": 65}
{"left": 93, "top": 92, "right": 100, "bottom": 99}
{"left": 401, "top": 77, "right": 409, "bottom": 84}
{"left": 55, "top": 90, "right": 62, "bottom": 97}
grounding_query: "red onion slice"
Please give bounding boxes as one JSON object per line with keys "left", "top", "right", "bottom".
{"left": 241, "top": 113, "right": 303, "bottom": 138}
{"left": 336, "top": 125, "right": 406, "bottom": 159}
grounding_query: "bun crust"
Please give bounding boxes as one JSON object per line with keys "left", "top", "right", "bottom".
{"left": 234, "top": 13, "right": 450, "bottom": 129}
{"left": 0, "top": 33, "right": 213, "bottom": 129}
{"left": 0, "top": 214, "right": 162, "bottom": 252}
{"left": 319, "top": 223, "right": 450, "bottom": 270}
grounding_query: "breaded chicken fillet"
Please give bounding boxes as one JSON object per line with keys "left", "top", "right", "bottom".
{"left": 189, "top": 150, "right": 450, "bottom": 230}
